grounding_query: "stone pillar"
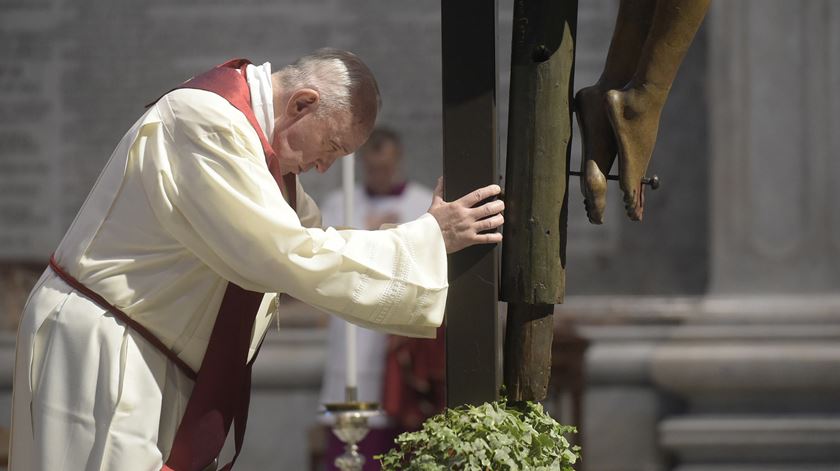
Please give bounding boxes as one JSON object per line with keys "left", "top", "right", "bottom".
{"left": 708, "top": 0, "right": 840, "bottom": 294}
{"left": 648, "top": 3, "right": 840, "bottom": 469}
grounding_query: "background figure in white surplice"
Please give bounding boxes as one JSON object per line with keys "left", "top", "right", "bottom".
{"left": 320, "top": 128, "right": 440, "bottom": 470}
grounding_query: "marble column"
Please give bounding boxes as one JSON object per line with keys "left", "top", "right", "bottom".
{"left": 709, "top": 0, "right": 840, "bottom": 294}
{"left": 652, "top": 3, "right": 840, "bottom": 469}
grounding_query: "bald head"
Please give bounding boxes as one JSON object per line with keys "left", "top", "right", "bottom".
{"left": 275, "top": 48, "right": 380, "bottom": 132}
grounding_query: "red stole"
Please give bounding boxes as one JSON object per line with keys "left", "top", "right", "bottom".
{"left": 158, "top": 59, "right": 295, "bottom": 471}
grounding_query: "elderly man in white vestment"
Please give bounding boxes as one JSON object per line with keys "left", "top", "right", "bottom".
{"left": 9, "top": 49, "right": 505, "bottom": 471}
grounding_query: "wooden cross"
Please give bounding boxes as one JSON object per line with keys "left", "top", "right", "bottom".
{"left": 442, "top": 0, "right": 578, "bottom": 406}
{"left": 440, "top": 0, "right": 502, "bottom": 407}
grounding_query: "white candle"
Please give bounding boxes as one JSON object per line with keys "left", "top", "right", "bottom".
{"left": 342, "top": 154, "right": 358, "bottom": 399}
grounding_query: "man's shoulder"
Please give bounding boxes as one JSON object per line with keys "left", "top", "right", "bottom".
{"left": 157, "top": 88, "right": 252, "bottom": 137}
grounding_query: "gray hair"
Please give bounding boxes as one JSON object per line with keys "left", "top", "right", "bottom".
{"left": 279, "top": 48, "right": 381, "bottom": 123}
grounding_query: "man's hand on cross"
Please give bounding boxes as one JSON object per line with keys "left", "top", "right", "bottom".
{"left": 427, "top": 177, "right": 505, "bottom": 254}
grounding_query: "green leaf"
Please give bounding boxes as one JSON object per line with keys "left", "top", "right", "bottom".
{"left": 377, "top": 398, "right": 580, "bottom": 470}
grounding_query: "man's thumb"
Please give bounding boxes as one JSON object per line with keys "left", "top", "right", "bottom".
{"left": 432, "top": 176, "right": 445, "bottom": 204}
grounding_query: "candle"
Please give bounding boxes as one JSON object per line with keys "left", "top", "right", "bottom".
{"left": 342, "top": 154, "right": 358, "bottom": 401}
{"left": 345, "top": 324, "right": 357, "bottom": 400}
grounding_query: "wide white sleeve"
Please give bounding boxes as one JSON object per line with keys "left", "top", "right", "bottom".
{"left": 147, "top": 97, "right": 447, "bottom": 338}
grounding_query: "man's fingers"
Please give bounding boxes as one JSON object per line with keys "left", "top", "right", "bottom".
{"left": 458, "top": 184, "right": 502, "bottom": 207}
{"left": 475, "top": 214, "right": 504, "bottom": 232}
{"left": 471, "top": 232, "right": 503, "bottom": 245}
{"left": 431, "top": 180, "right": 505, "bottom": 253}
{"left": 469, "top": 199, "right": 505, "bottom": 219}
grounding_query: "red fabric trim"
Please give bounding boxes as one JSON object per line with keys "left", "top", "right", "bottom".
{"left": 164, "top": 283, "right": 262, "bottom": 471}
{"left": 48, "top": 255, "right": 197, "bottom": 381}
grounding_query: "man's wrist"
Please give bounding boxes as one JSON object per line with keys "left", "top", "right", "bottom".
{"left": 397, "top": 214, "right": 449, "bottom": 278}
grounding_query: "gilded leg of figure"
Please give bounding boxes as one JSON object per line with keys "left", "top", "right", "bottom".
{"left": 576, "top": 0, "right": 655, "bottom": 224}
{"left": 606, "top": 0, "right": 711, "bottom": 221}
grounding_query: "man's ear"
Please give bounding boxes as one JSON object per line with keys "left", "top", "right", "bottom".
{"left": 285, "top": 89, "right": 320, "bottom": 122}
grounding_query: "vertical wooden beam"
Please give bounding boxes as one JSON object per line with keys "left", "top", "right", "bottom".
{"left": 501, "top": 0, "right": 578, "bottom": 401}
{"left": 504, "top": 303, "right": 555, "bottom": 400}
{"left": 441, "top": 0, "right": 501, "bottom": 408}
